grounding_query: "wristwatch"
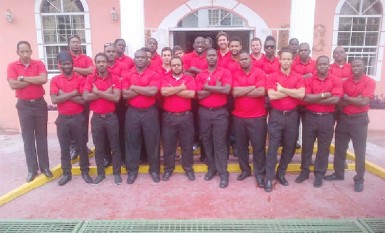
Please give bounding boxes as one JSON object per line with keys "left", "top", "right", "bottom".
{"left": 19, "top": 76, "right": 24, "bottom": 81}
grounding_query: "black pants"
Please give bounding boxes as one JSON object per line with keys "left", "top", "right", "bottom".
{"left": 266, "top": 109, "right": 299, "bottom": 181}
{"left": 233, "top": 115, "right": 267, "bottom": 177}
{"left": 301, "top": 111, "right": 335, "bottom": 178}
{"left": 334, "top": 113, "right": 369, "bottom": 183}
{"left": 91, "top": 113, "right": 121, "bottom": 176}
{"left": 199, "top": 106, "right": 229, "bottom": 176}
{"left": 56, "top": 113, "right": 90, "bottom": 175}
{"left": 125, "top": 106, "right": 160, "bottom": 174}
{"left": 16, "top": 98, "right": 49, "bottom": 174}
{"left": 162, "top": 111, "right": 194, "bottom": 173}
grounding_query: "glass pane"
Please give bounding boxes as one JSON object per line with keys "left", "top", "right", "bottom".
{"left": 351, "top": 32, "right": 365, "bottom": 45}
{"left": 57, "top": 15, "right": 71, "bottom": 43}
{"left": 45, "top": 45, "right": 68, "bottom": 72}
{"left": 362, "top": 0, "right": 382, "bottom": 15}
{"left": 72, "top": 15, "right": 85, "bottom": 29}
{"left": 63, "top": 0, "right": 84, "bottom": 12}
{"left": 352, "top": 17, "right": 365, "bottom": 31}
{"left": 339, "top": 18, "right": 352, "bottom": 31}
{"left": 365, "top": 32, "right": 379, "bottom": 45}
{"left": 41, "top": 0, "right": 61, "bottom": 13}
{"left": 42, "top": 16, "right": 58, "bottom": 44}
{"left": 340, "top": 0, "right": 360, "bottom": 15}
{"left": 337, "top": 32, "right": 351, "bottom": 45}
{"left": 178, "top": 8, "right": 246, "bottom": 28}
{"left": 178, "top": 11, "right": 198, "bottom": 28}
{"left": 366, "top": 17, "right": 380, "bottom": 31}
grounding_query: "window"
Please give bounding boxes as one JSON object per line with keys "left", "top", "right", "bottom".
{"left": 336, "top": 0, "right": 382, "bottom": 76}
{"left": 38, "top": 0, "right": 91, "bottom": 73}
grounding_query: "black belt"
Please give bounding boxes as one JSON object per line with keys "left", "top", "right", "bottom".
{"left": 129, "top": 105, "right": 155, "bottom": 111}
{"left": 165, "top": 111, "right": 190, "bottom": 116}
{"left": 271, "top": 108, "right": 297, "bottom": 115}
{"left": 200, "top": 105, "right": 226, "bottom": 111}
{"left": 18, "top": 97, "right": 44, "bottom": 103}
{"left": 306, "top": 110, "right": 333, "bottom": 117}
{"left": 94, "top": 112, "right": 114, "bottom": 118}
{"left": 343, "top": 112, "right": 368, "bottom": 119}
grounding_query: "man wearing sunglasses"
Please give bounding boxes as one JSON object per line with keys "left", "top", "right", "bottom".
{"left": 260, "top": 36, "right": 280, "bottom": 75}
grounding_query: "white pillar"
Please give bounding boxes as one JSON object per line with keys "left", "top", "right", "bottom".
{"left": 290, "top": 0, "right": 316, "bottom": 50}
{"left": 120, "top": 0, "right": 145, "bottom": 57}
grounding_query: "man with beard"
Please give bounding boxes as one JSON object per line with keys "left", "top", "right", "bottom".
{"left": 114, "top": 39, "right": 134, "bottom": 70}
{"left": 183, "top": 36, "right": 208, "bottom": 77}
{"left": 329, "top": 47, "right": 351, "bottom": 82}
{"left": 260, "top": 36, "right": 280, "bottom": 75}
{"left": 216, "top": 31, "right": 230, "bottom": 64}
{"left": 146, "top": 37, "right": 163, "bottom": 70}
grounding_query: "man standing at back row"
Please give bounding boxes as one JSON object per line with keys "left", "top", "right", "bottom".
{"left": 7, "top": 41, "right": 53, "bottom": 182}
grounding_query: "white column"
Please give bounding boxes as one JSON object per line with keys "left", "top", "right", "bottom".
{"left": 120, "top": 0, "right": 145, "bottom": 57}
{"left": 289, "top": 0, "right": 316, "bottom": 50}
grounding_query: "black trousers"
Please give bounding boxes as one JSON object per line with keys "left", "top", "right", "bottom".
{"left": 266, "top": 109, "right": 299, "bottom": 181}
{"left": 56, "top": 113, "right": 90, "bottom": 175}
{"left": 199, "top": 106, "right": 229, "bottom": 176}
{"left": 300, "top": 111, "right": 335, "bottom": 178}
{"left": 91, "top": 113, "right": 121, "bottom": 176}
{"left": 125, "top": 106, "right": 160, "bottom": 174}
{"left": 16, "top": 98, "right": 49, "bottom": 174}
{"left": 233, "top": 115, "right": 267, "bottom": 177}
{"left": 334, "top": 113, "right": 369, "bottom": 183}
{"left": 162, "top": 111, "right": 194, "bottom": 173}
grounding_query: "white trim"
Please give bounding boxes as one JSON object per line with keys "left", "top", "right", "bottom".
{"left": 290, "top": 0, "right": 316, "bottom": 48}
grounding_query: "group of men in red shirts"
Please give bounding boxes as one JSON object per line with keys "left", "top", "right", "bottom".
{"left": 7, "top": 31, "right": 375, "bottom": 193}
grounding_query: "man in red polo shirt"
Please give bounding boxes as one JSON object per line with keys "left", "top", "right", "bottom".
{"left": 292, "top": 43, "right": 316, "bottom": 79}
{"left": 114, "top": 38, "right": 134, "bottom": 70}
{"left": 329, "top": 46, "right": 351, "bottom": 81}
{"left": 196, "top": 48, "right": 232, "bottom": 188}
{"left": 122, "top": 49, "right": 161, "bottom": 184}
{"left": 265, "top": 48, "right": 305, "bottom": 192}
{"left": 220, "top": 36, "right": 242, "bottom": 73}
{"left": 295, "top": 56, "right": 343, "bottom": 187}
{"left": 146, "top": 37, "right": 163, "bottom": 70}
{"left": 260, "top": 36, "right": 280, "bottom": 75}
{"left": 7, "top": 41, "right": 53, "bottom": 182}
{"left": 324, "top": 58, "right": 376, "bottom": 192}
{"left": 183, "top": 36, "right": 208, "bottom": 77}
{"left": 232, "top": 51, "right": 267, "bottom": 188}
{"left": 250, "top": 37, "right": 265, "bottom": 69}
{"left": 50, "top": 52, "right": 93, "bottom": 186}
{"left": 156, "top": 47, "right": 172, "bottom": 76}
{"left": 289, "top": 38, "right": 300, "bottom": 62}
{"left": 83, "top": 53, "right": 122, "bottom": 185}
{"left": 160, "top": 57, "right": 196, "bottom": 181}
{"left": 172, "top": 45, "right": 185, "bottom": 58}
{"left": 216, "top": 31, "right": 230, "bottom": 64}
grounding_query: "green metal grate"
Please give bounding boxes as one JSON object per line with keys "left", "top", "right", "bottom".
{"left": 77, "top": 219, "right": 369, "bottom": 233}
{"left": 358, "top": 218, "right": 385, "bottom": 233}
{"left": 0, "top": 220, "right": 83, "bottom": 233}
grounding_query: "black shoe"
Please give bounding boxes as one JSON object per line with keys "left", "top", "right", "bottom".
{"left": 127, "top": 172, "right": 138, "bottom": 184}
{"left": 237, "top": 171, "right": 251, "bottom": 181}
{"left": 81, "top": 173, "right": 93, "bottom": 183}
{"left": 150, "top": 172, "right": 160, "bottom": 183}
{"left": 324, "top": 172, "right": 344, "bottom": 181}
{"left": 58, "top": 174, "right": 72, "bottom": 186}
{"left": 42, "top": 169, "right": 53, "bottom": 178}
{"left": 264, "top": 180, "right": 273, "bottom": 192}
{"left": 162, "top": 171, "right": 173, "bottom": 181}
{"left": 295, "top": 172, "right": 309, "bottom": 183}
{"left": 26, "top": 172, "right": 37, "bottom": 182}
{"left": 295, "top": 142, "right": 302, "bottom": 149}
{"left": 93, "top": 175, "right": 105, "bottom": 184}
{"left": 186, "top": 171, "right": 195, "bottom": 181}
{"left": 103, "top": 158, "right": 111, "bottom": 168}
{"left": 114, "top": 174, "right": 122, "bottom": 185}
{"left": 276, "top": 175, "right": 289, "bottom": 186}
{"left": 354, "top": 182, "right": 364, "bottom": 192}
{"left": 256, "top": 176, "right": 264, "bottom": 188}
{"left": 219, "top": 175, "right": 229, "bottom": 189}
{"left": 204, "top": 171, "right": 217, "bottom": 181}
{"left": 70, "top": 148, "right": 79, "bottom": 160}
{"left": 313, "top": 177, "right": 323, "bottom": 188}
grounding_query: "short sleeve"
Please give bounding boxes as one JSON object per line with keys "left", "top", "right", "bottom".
{"left": 195, "top": 73, "right": 204, "bottom": 91}
{"left": 362, "top": 77, "right": 376, "bottom": 98}
{"left": 112, "top": 75, "right": 122, "bottom": 89}
{"left": 78, "top": 77, "right": 85, "bottom": 94}
{"left": 7, "top": 63, "right": 17, "bottom": 80}
{"left": 331, "top": 76, "right": 343, "bottom": 97}
{"left": 304, "top": 77, "right": 313, "bottom": 94}
{"left": 50, "top": 77, "right": 59, "bottom": 94}
{"left": 221, "top": 69, "right": 232, "bottom": 86}
{"left": 186, "top": 76, "right": 196, "bottom": 91}
{"left": 149, "top": 71, "right": 161, "bottom": 88}
{"left": 37, "top": 61, "right": 48, "bottom": 74}
{"left": 267, "top": 73, "right": 277, "bottom": 90}
{"left": 83, "top": 75, "right": 93, "bottom": 92}
{"left": 255, "top": 69, "right": 266, "bottom": 88}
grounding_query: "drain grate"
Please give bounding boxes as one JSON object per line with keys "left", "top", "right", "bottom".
{"left": 0, "top": 220, "right": 83, "bottom": 233}
{"left": 358, "top": 218, "right": 385, "bottom": 233}
{"left": 77, "top": 219, "right": 368, "bottom": 233}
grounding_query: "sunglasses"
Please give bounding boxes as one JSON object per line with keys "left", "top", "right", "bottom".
{"left": 264, "top": 45, "right": 276, "bottom": 50}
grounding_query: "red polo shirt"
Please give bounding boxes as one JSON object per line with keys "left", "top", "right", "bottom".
{"left": 116, "top": 54, "right": 134, "bottom": 70}
{"left": 122, "top": 68, "right": 160, "bottom": 108}
{"left": 260, "top": 56, "right": 280, "bottom": 75}
{"left": 329, "top": 62, "right": 352, "bottom": 80}
{"left": 217, "top": 50, "right": 231, "bottom": 65}
{"left": 151, "top": 53, "right": 163, "bottom": 70}
{"left": 195, "top": 67, "right": 232, "bottom": 108}
{"left": 84, "top": 72, "right": 121, "bottom": 114}
{"left": 267, "top": 70, "right": 304, "bottom": 111}
{"left": 250, "top": 53, "right": 265, "bottom": 69}
{"left": 305, "top": 74, "right": 343, "bottom": 113}
{"left": 107, "top": 62, "right": 129, "bottom": 78}
{"left": 220, "top": 55, "right": 241, "bottom": 74}
{"left": 292, "top": 58, "right": 316, "bottom": 76}
{"left": 155, "top": 66, "right": 171, "bottom": 77}
{"left": 183, "top": 51, "right": 208, "bottom": 71}
{"left": 50, "top": 73, "right": 85, "bottom": 115}
{"left": 71, "top": 52, "right": 93, "bottom": 77}
{"left": 342, "top": 75, "right": 376, "bottom": 114}
{"left": 232, "top": 67, "right": 267, "bottom": 118}
{"left": 161, "top": 74, "right": 195, "bottom": 112}
{"left": 7, "top": 59, "right": 47, "bottom": 100}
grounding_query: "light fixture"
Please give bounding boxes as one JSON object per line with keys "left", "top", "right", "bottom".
{"left": 5, "top": 9, "right": 14, "bottom": 23}
{"left": 111, "top": 7, "right": 118, "bottom": 21}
